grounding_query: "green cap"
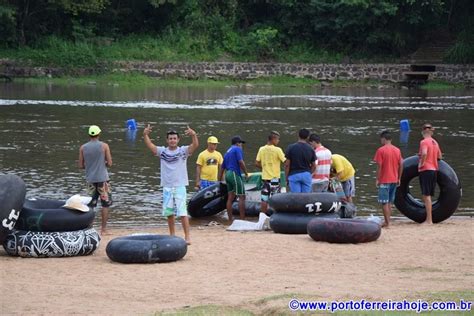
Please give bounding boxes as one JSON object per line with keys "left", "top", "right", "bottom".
{"left": 88, "top": 125, "right": 101, "bottom": 136}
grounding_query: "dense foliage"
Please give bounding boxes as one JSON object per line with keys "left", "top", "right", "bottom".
{"left": 0, "top": 0, "right": 472, "bottom": 63}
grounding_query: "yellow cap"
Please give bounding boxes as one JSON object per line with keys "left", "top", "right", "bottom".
{"left": 88, "top": 125, "right": 101, "bottom": 136}
{"left": 207, "top": 136, "right": 219, "bottom": 144}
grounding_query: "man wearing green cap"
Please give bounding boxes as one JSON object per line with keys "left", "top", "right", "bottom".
{"left": 195, "top": 136, "right": 223, "bottom": 190}
{"left": 78, "top": 125, "right": 113, "bottom": 235}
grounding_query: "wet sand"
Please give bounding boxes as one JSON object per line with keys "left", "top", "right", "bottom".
{"left": 1, "top": 218, "right": 473, "bottom": 315}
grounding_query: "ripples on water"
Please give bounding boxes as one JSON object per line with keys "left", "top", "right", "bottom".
{"left": 1, "top": 87, "right": 473, "bottom": 226}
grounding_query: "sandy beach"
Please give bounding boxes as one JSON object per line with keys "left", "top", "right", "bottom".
{"left": 1, "top": 218, "right": 473, "bottom": 315}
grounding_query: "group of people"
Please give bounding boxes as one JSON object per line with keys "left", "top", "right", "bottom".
{"left": 78, "top": 122, "right": 442, "bottom": 243}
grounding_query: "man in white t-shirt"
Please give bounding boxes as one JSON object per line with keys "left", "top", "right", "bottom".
{"left": 144, "top": 124, "right": 199, "bottom": 245}
{"left": 308, "top": 134, "right": 332, "bottom": 192}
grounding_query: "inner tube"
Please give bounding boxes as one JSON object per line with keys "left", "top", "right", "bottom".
{"left": 188, "top": 183, "right": 228, "bottom": 217}
{"left": 0, "top": 174, "right": 26, "bottom": 243}
{"left": 394, "top": 156, "right": 462, "bottom": 223}
{"left": 232, "top": 201, "right": 274, "bottom": 217}
{"left": 269, "top": 192, "right": 341, "bottom": 214}
{"left": 3, "top": 228, "right": 100, "bottom": 258}
{"left": 270, "top": 212, "right": 340, "bottom": 234}
{"left": 106, "top": 235, "right": 187, "bottom": 264}
{"left": 307, "top": 218, "right": 381, "bottom": 243}
{"left": 15, "top": 199, "right": 96, "bottom": 232}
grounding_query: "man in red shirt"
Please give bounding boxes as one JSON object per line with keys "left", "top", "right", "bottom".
{"left": 373, "top": 131, "right": 403, "bottom": 228}
{"left": 418, "top": 123, "right": 443, "bottom": 224}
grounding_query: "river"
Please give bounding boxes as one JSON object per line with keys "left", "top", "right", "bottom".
{"left": 0, "top": 82, "right": 472, "bottom": 226}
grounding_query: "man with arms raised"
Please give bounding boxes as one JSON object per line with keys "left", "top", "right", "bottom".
{"left": 144, "top": 124, "right": 198, "bottom": 244}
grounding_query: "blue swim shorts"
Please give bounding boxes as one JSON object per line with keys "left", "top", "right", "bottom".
{"left": 377, "top": 183, "right": 397, "bottom": 204}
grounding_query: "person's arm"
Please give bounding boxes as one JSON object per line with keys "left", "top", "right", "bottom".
{"left": 103, "top": 143, "right": 113, "bottom": 167}
{"left": 195, "top": 164, "right": 202, "bottom": 189}
{"left": 218, "top": 167, "right": 225, "bottom": 182}
{"left": 419, "top": 146, "right": 428, "bottom": 168}
{"left": 78, "top": 146, "right": 85, "bottom": 169}
{"left": 310, "top": 162, "right": 316, "bottom": 174}
{"left": 185, "top": 126, "right": 199, "bottom": 155}
{"left": 255, "top": 160, "right": 262, "bottom": 169}
{"left": 284, "top": 159, "right": 290, "bottom": 186}
{"left": 239, "top": 160, "right": 248, "bottom": 178}
{"left": 375, "top": 164, "right": 381, "bottom": 187}
{"left": 398, "top": 158, "right": 403, "bottom": 186}
{"left": 143, "top": 124, "right": 158, "bottom": 155}
{"left": 255, "top": 148, "right": 262, "bottom": 169}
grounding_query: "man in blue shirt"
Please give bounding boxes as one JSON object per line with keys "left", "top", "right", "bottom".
{"left": 219, "top": 135, "right": 249, "bottom": 222}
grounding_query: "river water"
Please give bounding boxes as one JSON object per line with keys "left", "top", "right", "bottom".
{"left": 0, "top": 82, "right": 472, "bottom": 227}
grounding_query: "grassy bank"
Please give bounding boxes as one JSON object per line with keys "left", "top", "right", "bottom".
{"left": 158, "top": 290, "right": 474, "bottom": 315}
{"left": 19, "top": 73, "right": 468, "bottom": 90}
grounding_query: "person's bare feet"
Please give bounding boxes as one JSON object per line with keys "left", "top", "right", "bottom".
{"left": 421, "top": 221, "right": 433, "bottom": 225}
{"left": 100, "top": 229, "right": 111, "bottom": 236}
{"left": 382, "top": 222, "right": 389, "bottom": 228}
{"left": 185, "top": 239, "right": 191, "bottom": 245}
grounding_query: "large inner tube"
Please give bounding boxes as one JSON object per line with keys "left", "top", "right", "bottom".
{"left": 270, "top": 212, "right": 340, "bottom": 234}
{"left": 307, "top": 218, "right": 381, "bottom": 243}
{"left": 106, "top": 235, "right": 187, "bottom": 264}
{"left": 394, "top": 156, "right": 461, "bottom": 223}
{"left": 15, "top": 199, "right": 96, "bottom": 232}
{"left": 3, "top": 228, "right": 100, "bottom": 258}
{"left": 0, "top": 174, "right": 26, "bottom": 243}
{"left": 269, "top": 192, "right": 341, "bottom": 214}
{"left": 188, "top": 183, "right": 228, "bottom": 217}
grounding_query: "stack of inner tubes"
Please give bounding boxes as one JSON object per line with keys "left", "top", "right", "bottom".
{"left": 268, "top": 192, "right": 343, "bottom": 234}
{"left": 0, "top": 174, "right": 26, "bottom": 243}
{"left": 106, "top": 234, "right": 187, "bottom": 264}
{"left": 395, "top": 155, "right": 461, "bottom": 223}
{"left": 3, "top": 198, "right": 100, "bottom": 258}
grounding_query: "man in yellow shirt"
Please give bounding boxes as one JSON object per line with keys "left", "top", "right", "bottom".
{"left": 256, "top": 131, "right": 286, "bottom": 214}
{"left": 331, "top": 154, "right": 356, "bottom": 203}
{"left": 195, "top": 136, "right": 223, "bottom": 190}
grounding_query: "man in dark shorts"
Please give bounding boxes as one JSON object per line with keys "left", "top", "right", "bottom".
{"left": 219, "top": 135, "right": 249, "bottom": 222}
{"left": 418, "top": 123, "right": 443, "bottom": 224}
{"left": 285, "top": 128, "right": 316, "bottom": 193}
{"left": 79, "top": 125, "right": 113, "bottom": 235}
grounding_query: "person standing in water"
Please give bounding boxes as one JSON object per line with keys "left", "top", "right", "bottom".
{"left": 143, "top": 124, "right": 199, "bottom": 244}
{"left": 79, "top": 125, "right": 113, "bottom": 235}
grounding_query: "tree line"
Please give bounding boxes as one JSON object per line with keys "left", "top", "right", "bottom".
{"left": 1, "top": 0, "right": 472, "bottom": 63}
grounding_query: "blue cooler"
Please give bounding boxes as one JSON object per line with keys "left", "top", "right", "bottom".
{"left": 126, "top": 119, "right": 137, "bottom": 130}
{"left": 400, "top": 119, "right": 410, "bottom": 132}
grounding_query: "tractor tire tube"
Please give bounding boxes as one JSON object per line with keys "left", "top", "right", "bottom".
{"left": 269, "top": 192, "right": 341, "bottom": 214}
{"left": 394, "top": 156, "right": 461, "bottom": 223}
{"left": 106, "top": 234, "right": 187, "bottom": 264}
{"left": 232, "top": 201, "right": 274, "bottom": 217}
{"left": 3, "top": 228, "right": 100, "bottom": 258}
{"left": 270, "top": 212, "right": 340, "bottom": 234}
{"left": 15, "top": 199, "right": 95, "bottom": 232}
{"left": 188, "top": 183, "right": 228, "bottom": 217}
{"left": 307, "top": 218, "right": 381, "bottom": 243}
{"left": 0, "top": 174, "right": 26, "bottom": 243}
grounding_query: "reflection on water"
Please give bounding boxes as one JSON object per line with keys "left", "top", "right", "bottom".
{"left": 0, "top": 82, "right": 472, "bottom": 226}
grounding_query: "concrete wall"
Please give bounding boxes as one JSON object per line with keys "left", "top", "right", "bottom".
{"left": 1, "top": 59, "right": 473, "bottom": 83}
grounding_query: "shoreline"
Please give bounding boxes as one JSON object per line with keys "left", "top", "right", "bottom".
{"left": 1, "top": 218, "right": 473, "bottom": 315}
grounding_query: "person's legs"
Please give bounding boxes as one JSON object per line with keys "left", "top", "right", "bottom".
{"left": 238, "top": 194, "right": 246, "bottom": 220}
{"left": 167, "top": 215, "right": 176, "bottom": 235}
{"left": 341, "top": 177, "right": 355, "bottom": 203}
{"left": 180, "top": 216, "right": 191, "bottom": 244}
{"left": 288, "top": 174, "right": 302, "bottom": 193}
{"left": 260, "top": 181, "right": 270, "bottom": 214}
{"left": 98, "top": 181, "right": 112, "bottom": 235}
{"left": 301, "top": 172, "right": 312, "bottom": 193}
{"left": 226, "top": 192, "right": 236, "bottom": 222}
{"left": 419, "top": 171, "right": 436, "bottom": 224}
{"left": 378, "top": 183, "right": 390, "bottom": 227}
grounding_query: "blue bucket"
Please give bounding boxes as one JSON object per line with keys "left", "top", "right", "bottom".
{"left": 400, "top": 119, "right": 410, "bottom": 132}
{"left": 126, "top": 119, "right": 137, "bottom": 130}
